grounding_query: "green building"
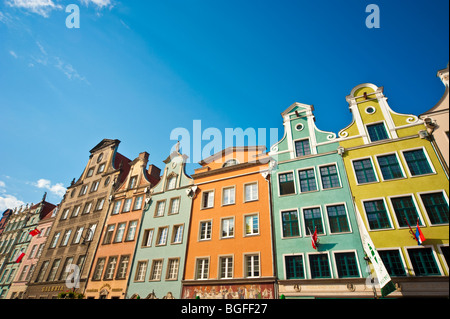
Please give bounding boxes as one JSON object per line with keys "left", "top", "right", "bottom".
{"left": 127, "top": 149, "right": 194, "bottom": 299}
{"left": 268, "top": 102, "right": 370, "bottom": 298}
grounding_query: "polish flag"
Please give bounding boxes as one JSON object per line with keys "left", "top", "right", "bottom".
{"left": 14, "top": 251, "right": 25, "bottom": 263}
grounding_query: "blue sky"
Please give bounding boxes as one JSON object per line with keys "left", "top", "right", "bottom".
{"left": 0, "top": 0, "right": 448, "bottom": 210}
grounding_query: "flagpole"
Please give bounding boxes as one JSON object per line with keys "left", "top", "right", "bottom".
{"left": 404, "top": 218, "right": 417, "bottom": 242}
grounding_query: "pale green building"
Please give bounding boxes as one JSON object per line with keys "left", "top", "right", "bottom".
{"left": 127, "top": 150, "right": 194, "bottom": 299}
{"left": 268, "top": 103, "right": 370, "bottom": 298}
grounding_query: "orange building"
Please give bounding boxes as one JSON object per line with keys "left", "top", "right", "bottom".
{"left": 84, "top": 152, "right": 160, "bottom": 299}
{"left": 182, "top": 146, "right": 276, "bottom": 299}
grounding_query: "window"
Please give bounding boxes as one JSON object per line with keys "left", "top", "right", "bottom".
{"left": 391, "top": 196, "right": 421, "bottom": 227}
{"left": 403, "top": 149, "right": 433, "bottom": 176}
{"left": 221, "top": 218, "right": 234, "bottom": 238}
{"left": 196, "top": 258, "right": 209, "bottom": 280}
{"left": 156, "top": 227, "right": 169, "bottom": 246}
{"left": 60, "top": 229, "right": 72, "bottom": 246}
{"left": 199, "top": 221, "right": 212, "bottom": 240}
{"left": 155, "top": 200, "right": 166, "bottom": 217}
{"left": 222, "top": 187, "right": 235, "bottom": 205}
{"left": 82, "top": 202, "right": 93, "bottom": 215}
{"left": 244, "top": 183, "right": 258, "bottom": 202}
{"left": 61, "top": 209, "right": 70, "bottom": 220}
{"left": 245, "top": 214, "right": 259, "bottom": 236}
{"left": 71, "top": 206, "right": 81, "bottom": 218}
{"left": 379, "top": 250, "right": 406, "bottom": 277}
{"left": 114, "top": 223, "right": 126, "bottom": 243}
{"left": 167, "top": 175, "right": 177, "bottom": 190}
{"left": 172, "top": 225, "right": 184, "bottom": 244}
{"left": 420, "top": 192, "right": 449, "bottom": 225}
{"left": 407, "top": 248, "right": 441, "bottom": 276}
{"left": 281, "top": 210, "right": 300, "bottom": 237}
{"left": 223, "top": 159, "right": 239, "bottom": 167}
{"left": 167, "top": 258, "right": 180, "bottom": 280}
{"left": 126, "top": 221, "right": 138, "bottom": 241}
{"left": 279, "top": 172, "right": 295, "bottom": 195}
{"left": 309, "top": 254, "right": 331, "bottom": 278}
{"left": 47, "top": 259, "right": 61, "bottom": 282}
{"left": 169, "top": 197, "right": 180, "bottom": 215}
{"left": 112, "top": 200, "right": 122, "bottom": 215}
{"left": 93, "top": 258, "right": 106, "bottom": 280}
{"left": 36, "top": 261, "right": 49, "bottom": 283}
{"left": 90, "top": 180, "right": 100, "bottom": 192}
{"left": 133, "top": 196, "right": 143, "bottom": 210}
{"left": 104, "top": 256, "right": 118, "bottom": 280}
{"left": 135, "top": 261, "right": 148, "bottom": 282}
{"left": 116, "top": 256, "right": 130, "bottom": 279}
{"left": 87, "top": 167, "right": 94, "bottom": 177}
{"left": 79, "top": 185, "right": 89, "bottom": 197}
{"left": 285, "top": 255, "right": 305, "bottom": 279}
{"left": 320, "top": 164, "right": 340, "bottom": 189}
{"left": 59, "top": 257, "right": 74, "bottom": 281}
{"left": 73, "top": 227, "right": 84, "bottom": 244}
{"left": 363, "top": 200, "right": 391, "bottom": 230}
{"left": 353, "top": 159, "right": 377, "bottom": 184}
{"left": 303, "top": 207, "right": 324, "bottom": 234}
{"left": 377, "top": 154, "right": 404, "bottom": 180}
{"left": 142, "top": 229, "right": 154, "bottom": 247}
{"left": 245, "top": 254, "right": 260, "bottom": 278}
{"left": 327, "top": 205, "right": 350, "bottom": 233}
{"left": 122, "top": 198, "right": 132, "bottom": 212}
{"left": 129, "top": 176, "right": 137, "bottom": 189}
{"left": 49, "top": 232, "right": 60, "bottom": 248}
{"left": 335, "top": 252, "right": 359, "bottom": 278}
{"left": 298, "top": 168, "right": 317, "bottom": 192}
{"left": 295, "top": 139, "right": 311, "bottom": 157}
{"left": 367, "top": 122, "right": 389, "bottom": 142}
{"left": 202, "top": 191, "right": 214, "bottom": 208}
{"left": 219, "top": 256, "right": 233, "bottom": 279}
{"left": 97, "top": 163, "right": 105, "bottom": 174}
{"left": 95, "top": 198, "right": 105, "bottom": 211}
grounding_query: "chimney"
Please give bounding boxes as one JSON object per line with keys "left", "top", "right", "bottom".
{"left": 148, "top": 165, "right": 161, "bottom": 180}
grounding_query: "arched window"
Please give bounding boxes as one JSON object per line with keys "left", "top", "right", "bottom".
{"left": 222, "top": 159, "right": 239, "bottom": 168}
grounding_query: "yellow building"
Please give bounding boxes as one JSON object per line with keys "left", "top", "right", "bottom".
{"left": 338, "top": 83, "right": 449, "bottom": 297}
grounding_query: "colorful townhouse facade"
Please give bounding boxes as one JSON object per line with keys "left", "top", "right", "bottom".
{"left": 182, "top": 146, "right": 276, "bottom": 299}
{"left": 337, "top": 83, "right": 449, "bottom": 297}
{"left": 127, "top": 149, "right": 193, "bottom": 299}
{"left": 7, "top": 200, "right": 57, "bottom": 299}
{"left": 84, "top": 151, "right": 160, "bottom": 299}
{"left": 268, "top": 102, "right": 369, "bottom": 298}
{"left": 25, "top": 139, "right": 131, "bottom": 298}
{"left": 0, "top": 209, "right": 13, "bottom": 237}
{"left": 419, "top": 64, "right": 449, "bottom": 173}
{"left": 0, "top": 197, "right": 55, "bottom": 299}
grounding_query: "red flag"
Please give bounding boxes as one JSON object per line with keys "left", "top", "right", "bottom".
{"left": 29, "top": 228, "right": 41, "bottom": 237}
{"left": 311, "top": 227, "right": 318, "bottom": 250}
{"left": 14, "top": 251, "right": 25, "bottom": 263}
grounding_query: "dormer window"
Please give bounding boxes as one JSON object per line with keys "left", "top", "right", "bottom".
{"left": 167, "top": 175, "right": 177, "bottom": 190}
{"left": 367, "top": 122, "right": 389, "bottom": 142}
{"left": 222, "top": 159, "right": 239, "bottom": 168}
{"left": 129, "top": 176, "right": 138, "bottom": 189}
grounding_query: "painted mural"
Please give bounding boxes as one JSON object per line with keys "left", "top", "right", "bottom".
{"left": 182, "top": 284, "right": 275, "bottom": 299}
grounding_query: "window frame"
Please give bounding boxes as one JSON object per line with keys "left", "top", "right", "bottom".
{"left": 277, "top": 171, "right": 296, "bottom": 196}
{"left": 351, "top": 156, "right": 379, "bottom": 185}
{"left": 318, "top": 163, "right": 342, "bottom": 190}
{"left": 297, "top": 166, "right": 318, "bottom": 193}
{"left": 400, "top": 147, "right": 436, "bottom": 177}
{"left": 374, "top": 152, "right": 406, "bottom": 181}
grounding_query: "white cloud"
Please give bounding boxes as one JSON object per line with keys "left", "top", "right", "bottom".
{"left": 0, "top": 194, "right": 25, "bottom": 212}
{"left": 79, "top": 0, "right": 112, "bottom": 9}
{"left": 0, "top": 181, "right": 5, "bottom": 188}
{"left": 9, "top": 50, "right": 18, "bottom": 58}
{"left": 54, "top": 56, "right": 89, "bottom": 83}
{"left": 34, "top": 178, "right": 66, "bottom": 197}
{"left": 6, "top": 0, "right": 63, "bottom": 18}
